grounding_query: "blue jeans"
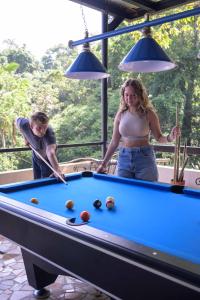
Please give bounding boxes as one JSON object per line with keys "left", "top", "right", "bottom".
{"left": 32, "top": 152, "right": 52, "bottom": 179}
{"left": 117, "top": 146, "right": 158, "bottom": 181}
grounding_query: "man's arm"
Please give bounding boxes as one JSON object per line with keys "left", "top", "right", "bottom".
{"left": 15, "top": 117, "right": 29, "bottom": 146}
{"left": 46, "top": 144, "right": 63, "bottom": 178}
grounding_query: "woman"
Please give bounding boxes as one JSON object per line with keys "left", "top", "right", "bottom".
{"left": 97, "top": 78, "right": 180, "bottom": 181}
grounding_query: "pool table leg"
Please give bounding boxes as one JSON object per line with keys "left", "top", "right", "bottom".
{"left": 21, "top": 249, "right": 58, "bottom": 298}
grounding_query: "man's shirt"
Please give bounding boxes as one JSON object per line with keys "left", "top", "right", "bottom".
{"left": 16, "top": 118, "right": 56, "bottom": 159}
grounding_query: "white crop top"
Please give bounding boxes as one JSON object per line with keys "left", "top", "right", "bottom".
{"left": 119, "top": 111, "right": 150, "bottom": 141}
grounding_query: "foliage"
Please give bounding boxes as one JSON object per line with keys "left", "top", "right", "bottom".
{"left": 1, "top": 40, "right": 40, "bottom": 73}
{"left": 0, "top": 3, "right": 200, "bottom": 172}
{"left": 0, "top": 63, "right": 30, "bottom": 149}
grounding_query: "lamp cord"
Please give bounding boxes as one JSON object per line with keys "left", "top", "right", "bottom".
{"left": 80, "top": 5, "right": 88, "bottom": 35}
{"left": 142, "top": 13, "right": 151, "bottom": 36}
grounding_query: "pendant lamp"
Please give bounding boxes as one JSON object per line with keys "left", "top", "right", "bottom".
{"left": 65, "top": 31, "right": 110, "bottom": 80}
{"left": 118, "top": 26, "right": 176, "bottom": 73}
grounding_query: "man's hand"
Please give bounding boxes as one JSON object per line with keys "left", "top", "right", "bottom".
{"left": 49, "top": 170, "right": 65, "bottom": 182}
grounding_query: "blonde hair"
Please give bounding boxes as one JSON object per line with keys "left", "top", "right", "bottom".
{"left": 119, "top": 78, "right": 154, "bottom": 114}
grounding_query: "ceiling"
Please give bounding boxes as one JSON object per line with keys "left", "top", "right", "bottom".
{"left": 69, "top": 1, "right": 199, "bottom": 27}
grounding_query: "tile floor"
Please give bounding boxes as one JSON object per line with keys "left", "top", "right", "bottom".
{"left": 0, "top": 235, "right": 111, "bottom": 300}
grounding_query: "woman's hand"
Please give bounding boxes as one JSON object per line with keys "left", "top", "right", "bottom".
{"left": 168, "top": 126, "right": 181, "bottom": 142}
{"left": 96, "top": 163, "right": 107, "bottom": 174}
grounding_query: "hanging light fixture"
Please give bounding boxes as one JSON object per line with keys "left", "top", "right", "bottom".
{"left": 65, "top": 31, "right": 109, "bottom": 80}
{"left": 65, "top": 6, "right": 109, "bottom": 80}
{"left": 118, "top": 18, "right": 176, "bottom": 73}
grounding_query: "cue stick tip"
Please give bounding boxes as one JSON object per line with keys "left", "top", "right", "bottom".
{"left": 61, "top": 177, "right": 68, "bottom": 185}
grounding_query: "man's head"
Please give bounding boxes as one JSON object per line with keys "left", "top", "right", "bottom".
{"left": 30, "top": 112, "right": 49, "bottom": 137}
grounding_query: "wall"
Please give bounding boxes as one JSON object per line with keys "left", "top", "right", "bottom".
{"left": 0, "top": 163, "right": 199, "bottom": 189}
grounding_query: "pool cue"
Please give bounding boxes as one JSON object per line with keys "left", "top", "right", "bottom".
{"left": 178, "top": 141, "right": 188, "bottom": 182}
{"left": 180, "top": 139, "right": 187, "bottom": 178}
{"left": 176, "top": 136, "right": 181, "bottom": 181}
{"left": 183, "top": 139, "right": 187, "bottom": 164}
{"left": 178, "top": 156, "right": 188, "bottom": 182}
{"left": 29, "top": 145, "right": 67, "bottom": 185}
{"left": 173, "top": 105, "right": 179, "bottom": 182}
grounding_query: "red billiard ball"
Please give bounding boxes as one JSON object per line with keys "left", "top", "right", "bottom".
{"left": 106, "top": 200, "right": 115, "bottom": 209}
{"left": 80, "top": 211, "right": 90, "bottom": 222}
{"left": 65, "top": 200, "right": 74, "bottom": 209}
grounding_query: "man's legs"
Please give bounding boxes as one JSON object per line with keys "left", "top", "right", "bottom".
{"left": 32, "top": 153, "right": 52, "bottom": 179}
{"left": 40, "top": 160, "right": 52, "bottom": 178}
{"left": 32, "top": 155, "right": 42, "bottom": 179}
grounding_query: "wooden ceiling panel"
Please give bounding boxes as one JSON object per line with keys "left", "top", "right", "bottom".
{"left": 69, "top": 0, "right": 199, "bottom": 20}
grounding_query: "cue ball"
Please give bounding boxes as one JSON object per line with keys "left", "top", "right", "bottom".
{"left": 93, "top": 199, "right": 102, "bottom": 209}
{"left": 65, "top": 200, "right": 74, "bottom": 209}
{"left": 30, "top": 198, "right": 39, "bottom": 204}
{"left": 80, "top": 211, "right": 90, "bottom": 222}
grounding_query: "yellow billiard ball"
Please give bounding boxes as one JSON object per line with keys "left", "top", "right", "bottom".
{"left": 30, "top": 198, "right": 39, "bottom": 204}
{"left": 65, "top": 200, "right": 74, "bottom": 209}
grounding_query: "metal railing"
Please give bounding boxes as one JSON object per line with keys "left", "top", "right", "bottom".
{"left": 0, "top": 143, "right": 200, "bottom": 155}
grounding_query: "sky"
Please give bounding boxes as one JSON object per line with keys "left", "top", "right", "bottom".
{"left": 0, "top": 0, "right": 101, "bottom": 58}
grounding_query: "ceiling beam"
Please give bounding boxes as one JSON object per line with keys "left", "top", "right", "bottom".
{"left": 69, "top": 0, "right": 136, "bottom": 19}
{"left": 155, "top": 0, "right": 199, "bottom": 11}
{"left": 70, "top": 7, "right": 200, "bottom": 47}
{"left": 108, "top": 16, "right": 124, "bottom": 31}
{"left": 122, "top": 0, "right": 156, "bottom": 11}
{"left": 69, "top": 0, "right": 199, "bottom": 21}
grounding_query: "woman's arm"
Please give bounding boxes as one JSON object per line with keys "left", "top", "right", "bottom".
{"left": 97, "top": 112, "right": 121, "bottom": 172}
{"left": 148, "top": 110, "right": 180, "bottom": 143}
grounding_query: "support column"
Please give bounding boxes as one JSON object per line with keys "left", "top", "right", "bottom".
{"left": 101, "top": 13, "right": 108, "bottom": 157}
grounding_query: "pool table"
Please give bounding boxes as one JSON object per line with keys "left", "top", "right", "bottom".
{"left": 0, "top": 171, "right": 200, "bottom": 299}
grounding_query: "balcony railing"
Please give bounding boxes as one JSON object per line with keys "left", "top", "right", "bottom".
{"left": 1, "top": 143, "right": 200, "bottom": 155}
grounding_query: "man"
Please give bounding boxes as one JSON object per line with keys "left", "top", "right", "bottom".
{"left": 16, "top": 112, "right": 63, "bottom": 180}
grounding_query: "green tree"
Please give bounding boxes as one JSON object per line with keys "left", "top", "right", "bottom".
{"left": 1, "top": 40, "right": 40, "bottom": 74}
{"left": 0, "top": 62, "right": 30, "bottom": 148}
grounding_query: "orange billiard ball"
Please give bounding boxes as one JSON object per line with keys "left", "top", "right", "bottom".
{"left": 65, "top": 200, "right": 74, "bottom": 209}
{"left": 80, "top": 211, "right": 90, "bottom": 222}
{"left": 30, "top": 198, "right": 39, "bottom": 204}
